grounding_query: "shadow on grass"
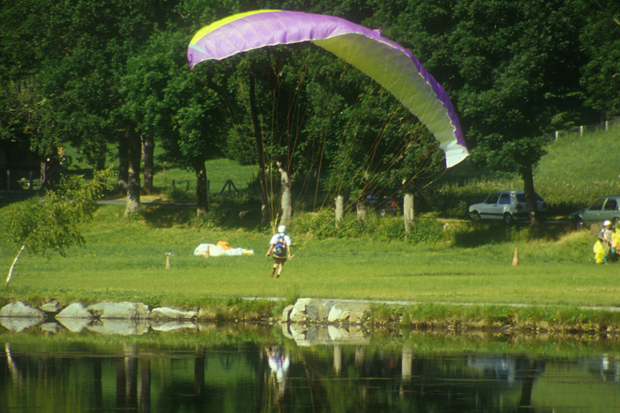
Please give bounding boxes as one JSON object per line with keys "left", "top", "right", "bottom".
{"left": 138, "top": 204, "right": 266, "bottom": 231}
{"left": 140, "top": 206, "right": 195, "bottom": 228}
{"left": 452, "top": 222, "right": 569, "bottom": 248}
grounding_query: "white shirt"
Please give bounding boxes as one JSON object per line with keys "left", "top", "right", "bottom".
{"left": 269, "top": 232, "right": 292, "bottom": 246}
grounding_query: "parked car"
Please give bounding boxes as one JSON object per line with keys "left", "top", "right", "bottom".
{"left": 571, "top": 195, "right": 620, "bottom": 230}
{"left": 468, "top": 190, "right": 547, "bottom": 224}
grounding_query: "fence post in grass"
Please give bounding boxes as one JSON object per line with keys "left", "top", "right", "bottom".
{"left": 28, "top": 171, "right": 34, "bottom": 191}
{"left": 7, "top": 170, "right": 11, "bottom": 191}
{"left": 403, "top": 192, "right": 415, "bottom": 234}
{"left": 171, "top": 180, "right": 175, "bottom": 190}
{"left": 580, "top": 125, "right": 584, "bottom": 136}
{"left": 555, "top": 131, "right": 559, "bottom": 140}
{"left": 335, "top": 195, "right": 344, "bottom": 228}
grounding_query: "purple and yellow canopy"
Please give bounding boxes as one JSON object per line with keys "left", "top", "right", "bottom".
{"left": 187, "top": 10, "right": 468, "bottom": 168}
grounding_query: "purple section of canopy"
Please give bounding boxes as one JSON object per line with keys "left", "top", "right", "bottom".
{"left": 188, "top": 10, "right": 466, "bottom": 150}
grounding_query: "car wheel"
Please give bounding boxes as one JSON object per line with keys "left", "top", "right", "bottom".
{"left": 575, "top": 219, "right": 584, "bottom": 231}
{"left": 471, "top": 211, "right": 481, "bottom": 222}
{"left": 503, "top": 213, "right": 514, "bottom": 225}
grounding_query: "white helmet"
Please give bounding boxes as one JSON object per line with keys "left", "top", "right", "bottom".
{"left": 604, "top": 220, "right": 612, "bottom": 227}
{"left": 278, "top": 225, "right": 286, "bottom": 233}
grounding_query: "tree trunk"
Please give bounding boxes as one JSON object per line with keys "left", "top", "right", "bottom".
{"left": 96, "top": 136, "right": 107, "bottom": 171}
{"left": 124, "top": 134, "right": 141, "bottom": 217}
{"left": 141, "top": 135, "right": 154, "bottom": 194}
{"left": 520, "top": 163, "right": 541, "bottom": 231}
{"left": 335, "top": 194, "right": 344, "bottom": 228}
{"left": 357, "top": 172, "right": 370, "bottom": 221}
{"left": 118, "top": 136, "right": 129, "bottom": 193}
{"left": 356, "top": 198, "right": 368, "bottom": 221}
{"left": 193, "top": 158, "right": 208, "bottom": 217}
{"left": 403, "top": 193, "right": 415, "bottom": 234}
{"left": 6, "top": 244, "right": 26, "bottom": 287}
{"left": 39, "top": 155, "right": 49, "bottom": 192}
{"left": 277, "top": 161, "right": 292, "bottom": 225}
{"left": 249, "top": 69, "right": 270, "bottom": 223}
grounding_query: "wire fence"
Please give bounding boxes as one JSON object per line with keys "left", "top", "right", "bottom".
{"left": 545, "top": 116, "right": 620, "bottom": 141}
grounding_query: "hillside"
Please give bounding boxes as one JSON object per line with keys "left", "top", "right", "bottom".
{"left": 429, "top": 126, "right": 620, "bottom": 217}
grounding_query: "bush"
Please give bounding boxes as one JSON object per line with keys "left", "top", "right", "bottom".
{"left": 294, "top": 208, "right": 381, "bottom": 239}
{"left": 406, "top": 218, "right": 446, "bottom": 245}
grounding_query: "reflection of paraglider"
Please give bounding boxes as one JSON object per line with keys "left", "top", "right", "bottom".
{"left": 187, "top": 10, "right": 468, "bottom": 168}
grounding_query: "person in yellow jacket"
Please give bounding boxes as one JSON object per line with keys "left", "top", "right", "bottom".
{"left": 594, "top": 220, "right": 620, "bottom": 263}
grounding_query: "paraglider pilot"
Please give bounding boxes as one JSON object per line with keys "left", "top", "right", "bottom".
{"left": 266, "top": 225, "right": 292, "bottom": 278}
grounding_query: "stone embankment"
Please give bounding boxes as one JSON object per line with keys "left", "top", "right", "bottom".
{"left": 0, "top": 298, "right": 371, "bottom": 344}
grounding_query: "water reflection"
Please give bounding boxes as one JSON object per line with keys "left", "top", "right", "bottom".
{"left": 1, "top": 325, "right": 620, "bottom": 412}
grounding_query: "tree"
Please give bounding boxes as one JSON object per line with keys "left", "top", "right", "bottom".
{"left": 576, "top": 0, "right": 620, "bottom": 118}
{"left": 4, "top": 170, "right": 111, "bottom": 287}
{"left": 368, "top": 0, "right": 595, "bottom": 229}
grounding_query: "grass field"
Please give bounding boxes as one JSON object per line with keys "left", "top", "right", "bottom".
{"left": 1, "top": 204, "right": 618, "bottom": 308}
{"left": 2, "top": 127, "right": 620, "bottom": 328}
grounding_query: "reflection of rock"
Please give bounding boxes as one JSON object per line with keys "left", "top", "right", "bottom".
{"left": 56, "top": 303, "right": 93, "bottom": 320}
{"left": 58, "top": 317, "right": 91, "bottom": 333}
{"left": 282, "top": 323, "right": 370, "bottom": 346}
{"left": 40, "top": 322, "right": 60, "bottom": 333}
{"left": 0, "top": 301, "right": 46, "bottom": 321}
{"left": 87, "top": 319, "right": 149, "bottom": 335}
{"left": 151, "top": 321, "right": 197, "bottom": 332}
{"left": 0, "top": 317, "right": 42, "bottom": 332}
{"left": 289, "top": 324, "right": 311, "bottom": 346}
{"left": 150, "top": 307, "right": 197, "bottom": 321}
{"left": 88, "top": 301, "right": 149, "bottom": 320}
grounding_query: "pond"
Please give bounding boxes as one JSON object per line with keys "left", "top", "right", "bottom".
{"left": 1, "top": 320, "right": 619, "bottom": 412}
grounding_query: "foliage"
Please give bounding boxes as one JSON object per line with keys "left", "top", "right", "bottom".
{"left": 366, "top": 0, "right": 599, "bottom": 226}
{"left": 3, "top": 170, "right": 112, "bottom": 286}
{"left": 5, "top": 172, "right": 111, "bottom": 256}
{"left": 576, "top": 0, "right": 620, "bottom": 117}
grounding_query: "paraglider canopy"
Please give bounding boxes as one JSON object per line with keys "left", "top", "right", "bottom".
{"left": 187, "top": 10, "right": 468, "bottom": 168}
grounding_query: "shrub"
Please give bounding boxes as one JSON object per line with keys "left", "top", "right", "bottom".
{"left": 406, "top": 218, "right": 445, "bottom": 245}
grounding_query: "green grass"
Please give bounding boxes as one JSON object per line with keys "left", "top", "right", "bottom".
{"left": 1, "top": 204, "right": 618, "bottom": 311}
{"left": 3, "top": 126, "right": 620, "bottom": 329}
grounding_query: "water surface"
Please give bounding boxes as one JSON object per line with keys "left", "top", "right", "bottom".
{"left": 1, "top": 322, "right": 619, "bottom": 412}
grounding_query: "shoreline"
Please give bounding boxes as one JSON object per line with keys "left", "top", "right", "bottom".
{"left": 1, "top": 297, "right": 619, "bottom": 337}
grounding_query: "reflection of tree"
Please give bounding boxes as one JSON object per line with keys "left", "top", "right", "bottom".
{"left": 5, "top": 343, "right": 22, "bottom": 385}
{"left": 194, "top": 345, "right": 205, "bottom": 395}
{"left": 139, "top": 358, "right": 150, "bottom": 413}
{"left": 93, "top": 358, "right": 102, "bottom": 408}
{"left": 517, "top": 358, "right": 543, "bottom": 413}
{"left": 117, "top": 344, "right": 138, "bottom": 409}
